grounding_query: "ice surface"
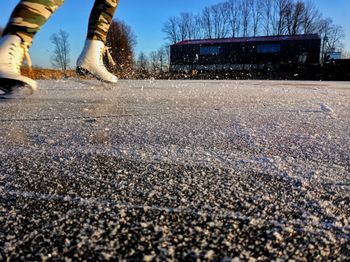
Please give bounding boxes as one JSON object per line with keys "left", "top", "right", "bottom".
{"left": 0, "top": 79, "right": 349, "bottom": 260}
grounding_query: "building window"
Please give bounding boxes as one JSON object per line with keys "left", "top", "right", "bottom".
{"left": 200, "top": 46, "right": 220, "bottom": 56}
{"left": 257, "top": 44, "right": 281, "bottom": 53}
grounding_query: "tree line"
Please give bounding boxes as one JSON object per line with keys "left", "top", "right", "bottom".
{"left": 162, "top": 0, "right": 345, "bottom": 53}
{"left": 106, "top": 21, "right": 170, "bottom": 78}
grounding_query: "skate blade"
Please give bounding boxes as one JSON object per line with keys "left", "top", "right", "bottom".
{"left": 76, "top": 67, "right": 117, "bottom": 90}
{"left": 0, "top": 79, "right": 34, "bottom": 99}
{"left": 72, "top": 78, "right": 117, "bottom": 91}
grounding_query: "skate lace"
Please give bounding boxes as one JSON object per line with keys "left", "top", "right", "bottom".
{"left": 23, "top": 43, "right": 32, "bottom": 69}
{"left": 9, "top": 42, "right": 32, "bottom": 73}
{"left": 102, "top": 47, "right": 116, "bottom": 67}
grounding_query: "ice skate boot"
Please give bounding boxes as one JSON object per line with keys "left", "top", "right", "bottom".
{"left": 76, "top": 39, "right": 118, "bottom": 85}
{"left": 0, "top": 35, "right": 37, "bottom": 98}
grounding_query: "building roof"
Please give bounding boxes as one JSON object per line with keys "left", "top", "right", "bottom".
{"left": 173, "top": 34, "right": 321, "bottom": 46}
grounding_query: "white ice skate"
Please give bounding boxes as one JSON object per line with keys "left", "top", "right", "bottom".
{"left": 0, "top": 35, "right": 37, "bottom": 98}
{"left": 76, "top": 39, "right": 118, "bottom": 85}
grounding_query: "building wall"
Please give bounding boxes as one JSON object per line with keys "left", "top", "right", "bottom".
{"left": 170, "top": 38, "right": 321, "bottom": 73}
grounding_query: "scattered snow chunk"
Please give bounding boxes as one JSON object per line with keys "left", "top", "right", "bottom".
{"left": 320, "top": 103, "right": 334, "bottom": 113}
{"left": 204, "top": 250, "right": 215, "bottom": 260}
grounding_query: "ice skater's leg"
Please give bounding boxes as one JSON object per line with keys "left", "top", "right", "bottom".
{"left": 2, "top": 0, "right": 65, "bottom": 45}
{"left": 76, "top": 0, "right": 119, "bottom": 84}
{"left": 87, "top": 0, "right": 119, "bottom": 43}
{"left": 0, "top": 0, "right": 65, "bottom": 96}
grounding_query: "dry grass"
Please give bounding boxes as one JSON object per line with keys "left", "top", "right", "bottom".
{"left": 21, "top": 68, "right": 78, "bottom": 80}
{"left": 21, "top": 67, "right": 135, "bottom": 80}
{"left": 20, "top": 67, "right": 170, "bottom": 80}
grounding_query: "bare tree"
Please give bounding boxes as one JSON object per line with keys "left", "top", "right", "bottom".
{"left": 201, "top": 6, "right": 214, "bottom": 39}
{"left": 210, "top": 3, "right": 229, "bottom": 38}
{"left": 163, "top": 45, "right": 171, "bottom": 71}
{"left": 193, "top": 14, "right": 204, "bottom": 39}
{"left": 106, "top": 19, "right": 136, "bottom": 78}
{"left": 259, "top": 0, "right": 273, "bottom": 35}
{"left": 271, "top": 0, "right": 291, "bottom": 35}
{"left": 326, "top": 24, "right": 345, "bottom": 52}
{"left": 241, "top": 0, "right": 251, "bottom": 36}
{"left": 301, "top": 0, "right": 322, "bottom": 34}
{"left": 162, "top": 16, "right": 180, "bottom": 44}
{"left": 342, "top": 51, "right": 350, "bottom": 59}
{"left": 225, "top": 0, "right": 242, "bottom": 37}
{"left": 149, "top": 51, "right": 160, "bottom": 73}
{"left": 285, "top": 0, "right": 305, "bottom": 35}
{"left": 178, "top": 13, "right": 190, "bottom": 41}
{"left": 148, "top": 46, "right": 169, "bottom": 75}
{"left": 157, "top": 47, "right": 169, "bottom": 72}
{"left": 250, "top": 0, "right": 262, "bottom": 36}
{"left": 163, "top": 13, "right": 202, "bottom": 44}
{"left": 180, "top": 12, "right": 202, "bottom": 40}
{"left": 50, "top": 30, "right": 70, "bottom": 71}
{"left": 185, "top": 13, "right": 204, "bottom": 40}
{"left": 317, "top": 18, "right": 345, "bottom": 62}
{"left": 136, "top": 52, "right": 149, "bottom": 76}
{"left": 318, "top": 18, "right": 333, "bottom": 61}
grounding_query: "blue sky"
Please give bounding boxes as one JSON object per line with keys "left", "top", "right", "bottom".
{"left": 0, "top": 0, "right": 349, "bottom": 68}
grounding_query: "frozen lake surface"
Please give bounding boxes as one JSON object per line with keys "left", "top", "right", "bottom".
{"left": 1, "top": 80, "right": 349, "bottom": 260}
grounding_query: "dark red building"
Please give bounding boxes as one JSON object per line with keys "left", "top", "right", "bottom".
{"left": 170, "top": 34, "right": 321, "bottom": 73}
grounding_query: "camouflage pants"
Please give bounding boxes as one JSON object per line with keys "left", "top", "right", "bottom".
{"left": 2, "top": 0, "right": 119, "bottom": 45}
